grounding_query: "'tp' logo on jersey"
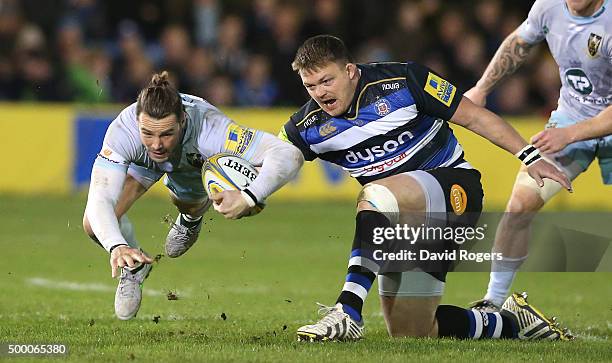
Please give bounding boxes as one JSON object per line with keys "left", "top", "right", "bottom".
{"left": 424, "top": 72, "right": 456, "bottom": 107}
{"left": 565, "top": 68, "right": 593, "bottom": 95}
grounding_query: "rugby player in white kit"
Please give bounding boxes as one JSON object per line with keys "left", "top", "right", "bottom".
{"left": 82, "top": 72, "right": 303, "bottom": 320}
{"left": 465, "top": 0, "right": 612, "bottom": 311}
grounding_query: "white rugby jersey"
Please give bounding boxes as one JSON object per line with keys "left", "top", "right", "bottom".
{"left": 88, "top": 93, "right": 302, "bottom": 252}
{"left": 518, "top": 0, "right": 612, "bottom": 121}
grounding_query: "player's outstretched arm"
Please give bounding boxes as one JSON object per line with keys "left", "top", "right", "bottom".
{"left": 86, "top": 164, "right": 153, "bottom": 276}
{"left": 532, "top": 106, "right": 612, "bottom": 153}
{"left": 451, "top": 96, "right": 572, "bottom": 191}
{"left": 465, "top": 31, "right": 535, "bottom": 106}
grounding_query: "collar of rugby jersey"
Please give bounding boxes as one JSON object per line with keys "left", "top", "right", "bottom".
{"left": 563, "top": 0, "right": 608, "bottom": 24}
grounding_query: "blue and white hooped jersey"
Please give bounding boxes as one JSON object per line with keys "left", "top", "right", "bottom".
{"left": 280, "top": 62, "right": 471, "bottom": 184}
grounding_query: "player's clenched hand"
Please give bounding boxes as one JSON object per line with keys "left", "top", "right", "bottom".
{"left": 211, "top": 190, "right": 250, "bottom": 220}
{"left": 526, "top": 158, "right": 572, "bottom": 192}
{"left": 531, "top": 128, "right": 572, "bottom": 154}
{"left": 464, "top": 87, "right": 487, "bottom": 107}
{"left": 110, "top": 246, "right": 153, "bottom": 278}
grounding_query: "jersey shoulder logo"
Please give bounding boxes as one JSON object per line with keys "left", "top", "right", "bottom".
{"left": 224, "top": 123, "right": 255, "bottom": 156}
{"left": 588, "top": 32, "right": 602, "bottom": 58}
{"left": 424, "top": 72, "right": 456, "bottom": 107}
{"left": 565, "top": 68, "right": 593, "bottom": 95}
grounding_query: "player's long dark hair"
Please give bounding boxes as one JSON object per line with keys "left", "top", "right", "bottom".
{"left": 136, "top": 71, "right": 183, "bottom": 120}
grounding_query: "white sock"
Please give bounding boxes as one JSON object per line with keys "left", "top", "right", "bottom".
{"left": 484, "top": 256, "right": 528, "bottom": 306}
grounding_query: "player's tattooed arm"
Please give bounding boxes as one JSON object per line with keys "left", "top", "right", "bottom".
{"left": 465, "top": 31, "right": 536, "bottom": 106}
{"left": 477, "top": 31, "right": 534, "bottom": 94}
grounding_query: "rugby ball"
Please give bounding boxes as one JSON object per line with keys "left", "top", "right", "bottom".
{"left": 203, "top": 153, "right": 264, "bottom": 214}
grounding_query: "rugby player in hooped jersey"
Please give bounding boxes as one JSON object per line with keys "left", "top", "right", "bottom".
{"left": 82, "top": 71, "right": 303, "bottom": 320}
{"left": 465, "top": 0, "right": 612, "bottom": 313}
{"left": 279, "top": 35, "right": 573, "bottom": 342}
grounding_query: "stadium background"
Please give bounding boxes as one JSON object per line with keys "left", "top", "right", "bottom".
{"left": 0, "top": 0, "right": 609, "bottom": 208}
{"left": 1, "top": 1, "right": 611, "bottom": 362}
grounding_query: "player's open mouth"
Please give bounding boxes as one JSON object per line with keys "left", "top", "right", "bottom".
{"left": 151, "top": 150, "right": 167, "bottom": 158}
{"left": 322, "top": 99, "right": 337, "bottom": 108}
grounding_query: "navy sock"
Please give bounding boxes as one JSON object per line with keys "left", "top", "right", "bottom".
{"left": 436, "top": 305, "right": 518, "bottom": 339}
{"left": 336, "top": 210, "right": 390, "bottom": 322}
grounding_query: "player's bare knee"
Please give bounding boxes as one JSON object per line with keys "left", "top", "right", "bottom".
{"left": 497, "top": 189, "right": 543, "bottom": 233}
{"left": 506, "top": 189, "right": 543, "bottom": 214}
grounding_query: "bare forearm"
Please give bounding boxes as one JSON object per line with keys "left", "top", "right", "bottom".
{"left": 475, "top": 31, "right": 534, "bottom": 94}
{"left": 452, "top": 97, "right": 527, "bottom": 155}
{"left": 567, "top": 106, "right": 612, "bottom": 142}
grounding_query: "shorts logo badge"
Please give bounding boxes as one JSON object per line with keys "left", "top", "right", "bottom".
{"left": 319, "top": 121, "right": 337, "bottom": 137}
{"left": 424, "top": 72, "right": 456, "bottom": 107}
{"left": 450, "top": 184, "right": 467, "bottom": 216}
{"left": 375, "top": 99, "right": 391, "bottom": 116}
{"left": 103, "top": 149, "right": 112, "bottom": 157}
{"left": 588, "top": 33, "right": 602, "bottom": 58}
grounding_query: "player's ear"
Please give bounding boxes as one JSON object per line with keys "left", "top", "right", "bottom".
{"left": 346, "top": 63, "right": 358, "bottom": 79}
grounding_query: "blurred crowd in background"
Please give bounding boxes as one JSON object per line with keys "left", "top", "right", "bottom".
{"left": 0, "top": 0, "right": 560, "bottom": 116}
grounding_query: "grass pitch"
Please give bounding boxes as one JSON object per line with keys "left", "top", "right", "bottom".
{"left": 0, "top": 195, "right": 610, "bottom": 362}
